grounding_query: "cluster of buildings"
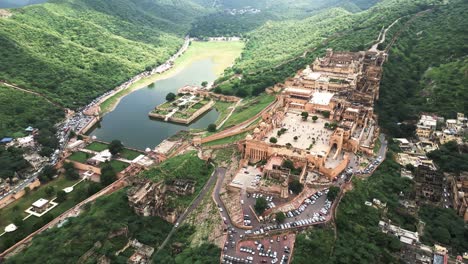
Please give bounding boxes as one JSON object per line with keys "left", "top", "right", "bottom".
{"left": 224, "top": 7, "right": 261, "bottom": 15}
{"left": 64, "top": 139, "right": 153, "bottom": 182}
{"left": 237, "top": 49, "right": 384, "bottom": 185}
{"left": 415, "top": 113, "right": 467, "bottom": 144}
{"left": 395, "top": 112, "right": 468, "bottom": 221}
{"left": 379, "top": 220, "right": 454, "bottom": 264}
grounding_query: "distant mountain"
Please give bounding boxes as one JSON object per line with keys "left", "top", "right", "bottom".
{"left": 0, "top": 0, "right": 47, "bottom": 8}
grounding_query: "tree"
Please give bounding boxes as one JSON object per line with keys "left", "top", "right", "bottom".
{"left": 327, "top": 186, "right": 340, "bottom": 201}
{"left": 40, "top": 165, "right": 57, "bottom": 182}
{"left": 13, "top": 216, "right": 23, "bottom": 228}
{"left": 255, "top": 197, "right": 268, "bottom": 215}
{"left": 301, "top": 112, "right": 309, "bottom": 121}
{"left": 289, "top": 179, "right": 303, "bottom": 194}
{"left": 56, "top": 190, "right": 67, "bottom": 202}
{"left": 405, "top": 164, "right": 415, "bottom": 173}
{"left": 207, "top": 124, "right": 217, "bottom": 132}
{"left": 64, "top": 162, "right": 80, "bottom": 181}
{"left": 100, "top": 163, "right": 117, "bottom": 186}
{"left": 269, "top": 137, "right": 278, "bottom": 144}
{"left": 45, "top": 186, "right": 55, "bottom": 197}
{"left": 166, "top": 92, "right": 176, "bottom": 101}
{"left": 201, "top": 81, "right": 208, "bottom": 87}
{"left": 293, "top": 136, "right": 298, "bottom": 141}
{"left": 275, "top": 212, "right": 286, "bottom": 223}
{"left": 312, "top": 116, "right": 318, "bottom": 122}
{"left": 108, "top": 140, "right": 124, "bottom": 156}
{"left": 321, "top": 111, "right": 330, "bottom": 118}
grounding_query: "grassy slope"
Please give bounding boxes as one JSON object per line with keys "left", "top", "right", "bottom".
{"left": 0, "top": 177, "right": 103, "bottom": 253}
{"left": 3, "top": 190, "right": 173, "bottom": 264}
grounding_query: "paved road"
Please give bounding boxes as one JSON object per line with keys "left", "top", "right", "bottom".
{"left": 154, "top": 167, "right": 224, "bottom": 257}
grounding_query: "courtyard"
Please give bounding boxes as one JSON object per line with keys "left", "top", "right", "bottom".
{"left": 265, "top": 112, "right": 333, "bottom": 155}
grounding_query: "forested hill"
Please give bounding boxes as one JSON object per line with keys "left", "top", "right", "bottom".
{"left": 213, "top": 0, "right": 442, "bottom": 97}
{"left": 0, "top": 0, "right": 206, "bottom": 110}
{"left": 189, "top": 0, "right": 383, "bottom": 38}
{"left": 377, "top": 0, "right": 468, "bottom": 137}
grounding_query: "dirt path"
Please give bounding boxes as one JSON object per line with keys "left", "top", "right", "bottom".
{"left": 0, "top": 81, "right": 67, "bottom": 111}
{"left": 369, "top": 17, "right": 402, "bottom": 52}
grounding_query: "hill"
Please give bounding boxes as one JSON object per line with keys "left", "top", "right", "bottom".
{"left": 213, "top": 0, "right": 440, "bottom": 97}
{"left": 0, "top": 0, "right": 209, "bottom": 139}
{"left": 0, "top": 0, "right": 207, "bottom": 109}
{"left": 376, "top": 0, "right": 468, "bottom": 137}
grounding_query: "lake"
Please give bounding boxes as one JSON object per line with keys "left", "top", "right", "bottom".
{"left": 89, "top": 58, "right": 219, "bottom": 150}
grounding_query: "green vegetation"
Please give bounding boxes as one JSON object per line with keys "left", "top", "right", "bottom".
{"left": 427, "top": 141, "right": 468, "bottom": 173}
{"left": 99, "top": 160, "right": 129, "bottom": 173}
{"left": 3, "top": 190, "right": 171, "bottom": 263}
{"left": 213, "top": 101, "right": 234, "bottom": 125}
{"left": 202, "top": 131, "right": 248, "bottom": 147}
{"left": 0, "top": 146, "right": 29, "bottom": 179}
{"left": 119, "top": 148, "right": 142, "bottom": 160}
{"left": 292, "top": 228, "right": 335, "bottom": 264}
{"left": 327, "top": 186, "right": 340, "bottom": 201}
{"left": 0, "top": 0, "right": 208, "bottom": 110}
{"left": 166, "top": 92, "right": 177, "bottom": 101}
{"left": 190, "top": 0, "right": 383, "bottom": 39}
{"left": 255, "top": 196, "right": 268, "bottom": 214}
{"left": 419, "top": 205, "right": 468, "bottom": 254}
{"left": 288, "top": 179, "right": 304, "bottom": 194}
{"left": 100, "top": 163, "right": 117, "bottom": 186}
{"left": 85, "top": 141, "right": 109, "bottom": 152}
{"left": 108, "top": 140, "right": 124, "bottom": 156}
{"left": 220, "top": 94, "right": 275, "bottom": 129}
{"left": 377, "top": 1, "right": 468, "bottom": 137}
{"left": 269, "top": 137, "right": 278, "bottom": 144}
{"left": 275, "top": 212, "right": 286, "bottom": 223}
{"left": 213, "top": 0, "right": 440, "bottom": 97}
{"left": 292, "top": 157, "right": 415, "bottom": 263}
{"left": 63, "top": 162, "right": 79, "bottom": 181}
{"left": 0, "top": 176, "right": 102, "bottom": 253}
{"left": 207, "top": 123, "right": 217, "bottom": 132}
{"left": 67, "top": 151, "right": 91, "bottom": 163}
{"left": 141, "top": 152, "right": 213, "bottom": 208}
{"left": 0, "top": 85, "right": 63, "bottom": 138}
{"left": 283, "top": 160, "right": 302, "bottom": 175}
{"left": 154, "top": 225, "right": 221, "bottom": 264}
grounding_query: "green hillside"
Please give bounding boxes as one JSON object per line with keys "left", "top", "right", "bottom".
{"left": 190, "top": 0, "right": 382, "bottom": 38}
{"left": 377, "top": 0, "right": 468, "bottom": 137}
{"left": 0, "top": 0, "right": 206, "bottom": 109}
{"left": 213, "top": 0, "right": 440, "bottom": 97}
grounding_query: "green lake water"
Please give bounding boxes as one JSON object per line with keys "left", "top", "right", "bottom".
{"left": 89, "top": 58, "right": 219, "bottom": 150}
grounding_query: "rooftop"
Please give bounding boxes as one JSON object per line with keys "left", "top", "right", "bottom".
{"left": 32, "top": 198, "right": 49, "bottom": 208}
{"left": 309, "top": 91, "right": 334, "bottom": 105}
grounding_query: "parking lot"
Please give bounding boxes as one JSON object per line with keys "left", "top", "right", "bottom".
{"left": 223, "top": 233, "right": 296, "bottom": 264}
{"left": 231, "top": 166, "right": 263, "bottom": 190}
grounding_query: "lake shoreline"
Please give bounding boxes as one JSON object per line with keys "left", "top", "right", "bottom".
{"left": 99, "top": 41, "right": 245, "bottom": 116}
